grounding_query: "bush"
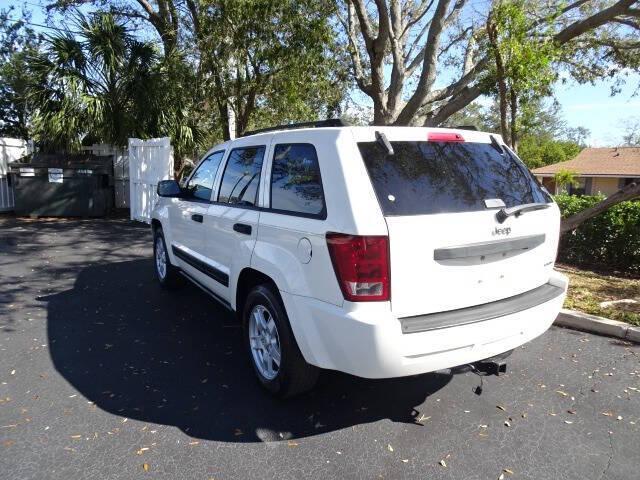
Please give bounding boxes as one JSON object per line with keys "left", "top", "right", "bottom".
{"left": 555, "top": 194, "right": 640, "bottom": 273}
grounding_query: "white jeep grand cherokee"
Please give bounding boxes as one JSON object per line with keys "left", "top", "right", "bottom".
{"left": 151, "top": 119, "right": 568, "bottom": 397}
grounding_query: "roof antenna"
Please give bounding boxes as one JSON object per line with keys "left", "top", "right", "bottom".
{"left": 375, "top": 131, "right": 394, "bottom": 155}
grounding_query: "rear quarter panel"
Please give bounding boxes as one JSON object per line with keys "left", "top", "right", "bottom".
{"left": 252, "top": 128, "right": 388, "bottom": 306}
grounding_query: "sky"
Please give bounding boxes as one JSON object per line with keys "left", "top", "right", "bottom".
{"left": 4, "top": 0, "right": 639, "bottom": 147}
{"left": 554, "top": 76, "right": 640, "bottom": 146}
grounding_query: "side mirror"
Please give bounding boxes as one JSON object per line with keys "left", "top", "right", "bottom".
{"left": 157, "top": 179, "right": 182, "bottom": 197}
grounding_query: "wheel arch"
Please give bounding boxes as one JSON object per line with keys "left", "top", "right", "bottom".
{"left": 151, "top": 218, "right": 162, "bottom": 233}
{"left": 235, "top": 267, "right": 279, "bottom": 317}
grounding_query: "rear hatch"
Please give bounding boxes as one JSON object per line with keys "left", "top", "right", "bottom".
{"left": 355, "top": 128, "right": 559, "bottom": 318}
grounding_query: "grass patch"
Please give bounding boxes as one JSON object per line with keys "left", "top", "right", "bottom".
{"left": 557, "top": 264, "right": 640, "bottom": 327}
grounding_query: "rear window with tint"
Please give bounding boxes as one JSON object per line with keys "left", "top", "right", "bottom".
{"left": 358, "top": 141, "right": 552, "bottom": 216}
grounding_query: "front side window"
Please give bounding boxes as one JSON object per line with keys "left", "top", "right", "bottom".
{"left": 185, "top": 151, "right": 225, "bottom": 201}
{"left": 359, "top": 141, "right": 552, "bottom": 216}
{"left": 270, "top": 143, "right": 325, "bottom": 217}
{"left": 218, "top": 146, "right": 265, "bottom": 206}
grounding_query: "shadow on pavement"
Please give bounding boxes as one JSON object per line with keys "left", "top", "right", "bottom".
{"left": 43, "top": 259, "right": 451, "bottom": 442}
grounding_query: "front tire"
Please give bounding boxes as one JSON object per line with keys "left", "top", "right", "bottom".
{"left": 243, "top": 284, "right": 319, "bottom": 398}
{"left": 153, "top": 228, "right": 182, "bottom": 289}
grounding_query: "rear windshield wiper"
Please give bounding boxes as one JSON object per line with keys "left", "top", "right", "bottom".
{"left": 496, "top": 202, "right": 550, "bottom": 223}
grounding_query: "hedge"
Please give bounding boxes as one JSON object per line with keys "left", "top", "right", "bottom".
{"left": 554, "top": 194, "right": 640, "bottom": 273}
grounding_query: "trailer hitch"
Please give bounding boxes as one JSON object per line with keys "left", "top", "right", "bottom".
{"left": 467, "top": 357, "right": 508, "bottom": 395}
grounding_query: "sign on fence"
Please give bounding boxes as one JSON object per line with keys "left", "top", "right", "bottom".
{"left": 128, "top": 137, "right": 174, "bottom": 224}
{"left": 0, "top": 138, "right": 28, "bottom": 212}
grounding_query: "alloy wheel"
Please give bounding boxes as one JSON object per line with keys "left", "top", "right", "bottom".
{"left": 248, "top": 304, "right": 282, "bottom": 380}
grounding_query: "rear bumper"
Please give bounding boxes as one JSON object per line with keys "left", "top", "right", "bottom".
{"left": 281, "top": 271, "right": 568, "bottom": 379}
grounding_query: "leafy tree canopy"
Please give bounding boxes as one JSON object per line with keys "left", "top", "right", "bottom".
{"left": 0, "top": 7, "right": 43, "bottom": 138}
{"left": 26, "top": 12, "right": 202, "bottom": 155}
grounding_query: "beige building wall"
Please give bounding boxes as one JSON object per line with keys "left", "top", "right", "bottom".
{"left": 591, "top": 177, "right": 620, "bottom": 196}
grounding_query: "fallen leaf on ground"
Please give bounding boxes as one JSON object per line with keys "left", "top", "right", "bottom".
{"left": 142, "top": 463, "right": 149, "bottom": 472}
{"left": 387, "top": 444, "right": 394, "bottom": 452}
{"left": 504, "top": 421, "right": 511, "bottom": 427}
{"left": 287, "top": 440, "right": 298, "bottom": 447}
{"left": 564, "top": 420, "right": 573, "bottom": 424}
{"left": 496, "top": 405, "right": 506, "bottom": 411}
{"left": 70, "top": 435, "right": 81, "bottom": 439}
{"left": 189, "top": 441, "right": 199, "bottom": 446}
{"left": 556, "top": 390, "right": 568, "bottom": 396}
{"left": 504, "top": 468, "right": 514, "bottom": 475}
{"left": 439, "top": 459, "right": 447, "bottom": 467}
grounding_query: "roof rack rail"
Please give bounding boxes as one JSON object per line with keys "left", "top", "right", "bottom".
{"left": 240, "top": 118, "right": 349, "bottom": 137}
{"left": 454, "top": 125, "right": 478, "bottom": 131}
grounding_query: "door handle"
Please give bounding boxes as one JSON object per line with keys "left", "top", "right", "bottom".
{"left": 191, "top": 214, "right": 203, "bottom": 223}
{"left": 233, "top": 223, "right": 252, "bottom": 235}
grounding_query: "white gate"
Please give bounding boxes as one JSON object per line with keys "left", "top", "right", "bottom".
{"left": 0, "top": 138, "right": 28, "bottom": 212}
{"left": 128, "top": 137, "right": 174, "bottom": 223}
{"left": 81, "top": 143, "right": 130, "bottom": 208}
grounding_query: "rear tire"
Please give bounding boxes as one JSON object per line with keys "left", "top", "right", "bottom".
{"left": 243, "top": 284, "right": 319, "bottom": 398}
{"left": 153, "top": 228, "right": 182, "bottom": 289}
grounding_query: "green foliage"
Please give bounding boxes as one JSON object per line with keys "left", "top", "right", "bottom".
{"left": 490, "top": 1, "right": 559, "bottom": 100}
{"left": 518, "top": 136, "right": 582, "bottom": 169}
{"left": 554, "top": 169, "right": 579, "bottom": 190}
{"left": 555, "top": 194, "right": 640, "bottom": 273}
{"left": 26, "top": 12, "right": 203, "bottom": 156}
{"left": 0, "top": 8, "right": 42, "bottom": 138}
{"left": 199, "top": 0, "right": 346, "bottom": 138}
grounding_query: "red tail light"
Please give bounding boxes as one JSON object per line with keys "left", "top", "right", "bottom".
{"left": 428, "top": 132, "right": 465, "bottom": 142}
{"left": 326, "top": 233, "right": 390, "bottom": 302}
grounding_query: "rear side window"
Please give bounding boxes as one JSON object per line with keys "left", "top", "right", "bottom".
{"left": 270, "top": 143, "right": 325, "bottom": 217}
{"left": 358, "top": 141, "right": 552, "bottom": 216}
{"left": 185, "top": 151, "right": 225, "bottom": 201}
{"left": 218, "top": 146, "right": 265, "bottom": 206}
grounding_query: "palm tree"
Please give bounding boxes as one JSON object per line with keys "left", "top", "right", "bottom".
{"left": 27, "top": 12, "right": 201, "bottom": 155}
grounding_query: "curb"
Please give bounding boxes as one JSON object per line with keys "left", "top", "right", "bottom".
{"left": 554, "top": 309, "right": 640, "bottom": 343}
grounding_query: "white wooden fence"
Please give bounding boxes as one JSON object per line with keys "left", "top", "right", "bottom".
{"left": 128, "top": 137, "right": 174, "bottom": 223}
{"left": 0, "top": 138, "right": 28, "bottom": 212}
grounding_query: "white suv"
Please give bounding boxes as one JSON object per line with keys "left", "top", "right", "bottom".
{"left": 151, "top": 120, "right": 568, "bottom": 397}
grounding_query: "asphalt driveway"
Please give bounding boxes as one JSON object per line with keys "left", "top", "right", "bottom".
{"left": 1, "top": 216, "right": 639, "bottom": 479}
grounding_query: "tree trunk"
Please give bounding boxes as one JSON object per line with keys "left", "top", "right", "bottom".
{"left": 560, "top": 182, "right": 640, "bottom": 234}
{"left": 487, "top": 16, "right": 509, "bottom": 143}
{"left": 510, "top": 88, "right": 518, "bottom": 151}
